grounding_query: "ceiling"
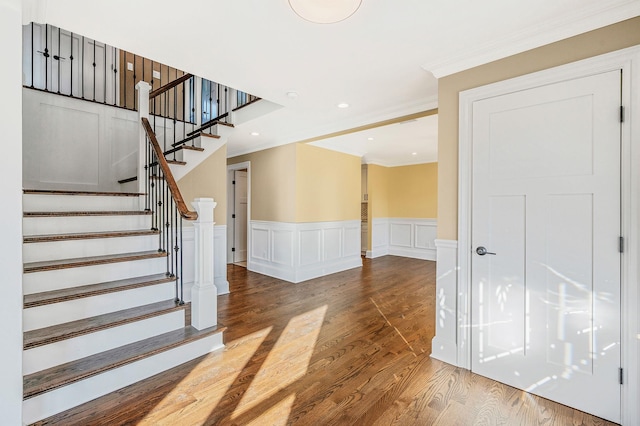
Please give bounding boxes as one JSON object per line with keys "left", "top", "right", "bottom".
{"left": 27, "top": 0, "right": 640, "bottom": 163}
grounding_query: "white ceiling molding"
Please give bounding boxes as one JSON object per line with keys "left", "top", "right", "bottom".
{"left": 422, "top": 0, "right": 640, "bottom": 78}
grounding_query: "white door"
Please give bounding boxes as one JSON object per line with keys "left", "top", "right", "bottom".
{"left": 234, "top": 170, "right": 248, "bottom": 263}
{"left": 471, "top": 70, "right": 621, "bottom": 422}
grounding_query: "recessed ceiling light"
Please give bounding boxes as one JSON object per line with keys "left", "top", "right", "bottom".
{"left": 412, "top": 152, "right": 417, "bottom": 156}
{"left": 286, "top": 91, "right": 299, "bottom": 99}
{"left": 367, "top": 137, "right": 374, "bottom": 141}
{"left": 337, "top": 103, "right": 349, "bottom": 108}
{"left": 251, "top": 132, "right": 260, "bottom": 136}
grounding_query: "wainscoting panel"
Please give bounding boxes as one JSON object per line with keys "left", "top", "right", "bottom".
{"left": 182, "top": 225, "right": 229, "bottom": 300}
{"left": 249, "top": 220, "right": 362, "bottom": 283}
{"left": 367, "top": 218, "right": 437, "bottom": 260}
{"left": 23, "top": 89, "right": 138, "bottom": 191}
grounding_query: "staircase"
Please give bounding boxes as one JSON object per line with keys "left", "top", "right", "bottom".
{"left": 22, "top": 189, "right": 225, "bottom": 424}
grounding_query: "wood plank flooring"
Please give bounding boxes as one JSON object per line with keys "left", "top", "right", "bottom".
{"left": 34, "top": 256, "right": 616, "bottom": 425}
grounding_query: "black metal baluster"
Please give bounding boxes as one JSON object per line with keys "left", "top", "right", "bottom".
{"left": 113, "top": 46, "right": 117, "bottom": 106}
{"left": 225, "top": 87, "right": 228, "bottom": 123}
{"left": 70, "top": 32, "right": 74, "bottom": 96}
{"left": 164, "top": 93, "right": 167, "bottom": 153}
{"left": 183, "top": 81, "right": 188, "bottom": 144}
{"left": 30, "top": 23, "right": 34, "bottom": 88}
{"left": 92, "top": 38, "right": 96, "bottom": 101}
{"left": 44, "top": 24, "right": 49, "bottom": 91}
{"left": 150, "top": 60, "right": 155, "bottom": 115}
{"left": 133, "top": 54, "right": 137, "bottom": 111}
{"left": 180, "top": 215, "right": 184, "bottom": 304}
{"left": 145, "top": 136, "right": 150, "bottom": 212}
{"left": 56, "top": 27, "right": 61, "bottom": 93}
{"left": 170, "top": 197, "right": 175, "bottom": 279}
{"left": 173, "top": 85, "right": 177, "bottom": 158}
{"left": 81, "top": 36, "right": 85, "bottom": 99}
{"left": 165, "top": 185, "right": 170, "bottom": 275}
{"left": 103, "top": 40, "right": 106, "bottom": 103}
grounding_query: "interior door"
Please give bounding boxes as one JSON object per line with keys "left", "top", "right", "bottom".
{"left": 234, "top": 170, "right": 248, "bottom": 263}
{"left": 471, "top": 70, "right": 621, "bottom": 422}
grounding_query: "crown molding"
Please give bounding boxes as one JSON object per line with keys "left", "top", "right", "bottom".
{"left": 422, "top": 0, "right": 640, "bottom": 78}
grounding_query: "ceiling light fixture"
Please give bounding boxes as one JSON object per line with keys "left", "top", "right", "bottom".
{"left": 412, "top": 152, "right": 418, "bottom": 156}
{"left": 337, "top": 103, "right": 349, "bottom": 108}
{"left": 288, "top": 0, "right": 362, "bottom": 24}
{"left": 251, "top": 132, "right": 260, "bottom": 136}
{"left": 367, "top": 137, "right": 374, "bottom": 141}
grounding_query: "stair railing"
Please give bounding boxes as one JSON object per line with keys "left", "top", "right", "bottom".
{"left": 137, "top": 81, "right": 218, "bottom": 331}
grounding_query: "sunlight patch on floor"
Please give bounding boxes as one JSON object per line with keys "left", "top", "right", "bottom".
{"left": 140, "top": 326, "right": 272, "bottom": 425}
{"left": 232, "top": 305, "right": 328, "bottom": 420}
{"left": 245, "top": 393, "right": 296, "bottom": 426}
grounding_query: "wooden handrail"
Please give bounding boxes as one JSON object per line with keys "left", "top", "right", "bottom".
{"left": 141, "top": 117, "right": 198, "bottom": 220}
{"left": 149, "top": 73, "right": 193, "bottom": 99}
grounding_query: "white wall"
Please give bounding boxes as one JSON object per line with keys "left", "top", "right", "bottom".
{"left": 367, "top": 218, "right": 437, "bottom": 261}
{"left": 1, "top": 0, "right": 24, "bottom": 423}
{"left": 249, "top": 220, "right": 362, "bottom": 283}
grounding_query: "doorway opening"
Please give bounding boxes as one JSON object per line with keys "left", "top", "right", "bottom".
{"left": 227, "top": 162, "right": 251, "bottom": 269}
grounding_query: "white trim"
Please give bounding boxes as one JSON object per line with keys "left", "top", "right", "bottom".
{"left": 367, "top": 218, "right": 437, "bottom": 261}
{"left": 457, "top": 45, "right": 640, "bottom": 425}
{"left": 248, "top": 220, "right": 362, "bottom": 283}
{"left": 431, "top": 239, "right": 458, "bottom": 365}
{"left": 181, "top": 225, "right": 229, "bottom": 299}
{"left": 422, "top": 1, "right": 640, "bottom": 78}
{"left": 227, "top": 161, "right": 251, "bottom": 275}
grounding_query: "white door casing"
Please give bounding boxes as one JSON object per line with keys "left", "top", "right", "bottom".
{"left": 470, "top": 70, "right": 621, "bottom": 422}
{"left": 234, "top": 170, "right": 248, "bottom": 263}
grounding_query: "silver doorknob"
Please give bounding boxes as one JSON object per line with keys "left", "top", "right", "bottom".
{"left": 476, "top": 246, "right": 496, "bottom": 256}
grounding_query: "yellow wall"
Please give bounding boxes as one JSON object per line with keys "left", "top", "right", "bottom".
{"left": 295, "top": 144, "right": 360, "bottom": 223}
{"left": 228, "top": 144, "right": 297, "bottom": 222}
{"left": 437, "top": 16, "right": 640, "bottom": 240}
{"left": 177, "top": 144, "right": 227, "bottom": 225}
{"left": 367, "top": 164, "right": 389, "bottom": 219}
{"left": 387, "top": 163, "right": 438, "bottom": 218}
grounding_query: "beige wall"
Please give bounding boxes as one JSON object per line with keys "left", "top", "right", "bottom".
{"left": 295, "top": 144, "right": 360, "bottom": 223}
{"left": 438, "top": 16, "right": 640, "bottom": 240}
{"left": 177, "top": 145, "right": 228, "bottom": 225}
{"left": 228, "top": 144, "right": 297, "bottom": 222}
{"left": 387, "top": 163, "right": 438, "bottom": 218}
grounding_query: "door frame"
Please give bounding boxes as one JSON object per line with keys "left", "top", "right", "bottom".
{"left": 457, "top": 46, "right": 639, "bottom": 424}
{"left": 227, "top": 161, "right": 252, "bottom": 268}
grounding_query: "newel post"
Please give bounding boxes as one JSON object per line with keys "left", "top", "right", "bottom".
{"left": 135, "top": 81, "right": 151, "bottom": 197}
{"left": 191, "top": 198, "right": 218, "bottom": 330}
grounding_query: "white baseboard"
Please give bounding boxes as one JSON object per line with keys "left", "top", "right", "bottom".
{"left": 249, "top": 220, "right": 362, "bottom": 283}
{"left": 369, "top": 218, "right": 437, "bottom": 261}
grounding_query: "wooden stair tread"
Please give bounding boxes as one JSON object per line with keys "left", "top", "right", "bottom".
{"left": 23, "top": 189, "right": 144, "bottom": 197}
{"left": 24, "top": 250, "right": 167, "bottom": 273}
{"left": 150, "top": 159, "right": 186, "bottom": 167}
{"left": 24, "top": 229, "right": 159, "bottom": 243}
{"left": 23, "top": 300, "right": 185, "bottom": 350}
{"left": 170, "top": 132, "right": 220, "bottom": 148}
{"left": 24, "top": 273, "right": 177, "bottom": 308}
{"left": 24, "top": 210, "right": 152, "bottom": 217}
{"left": 23, "top": 323, "right": 225, "bottom": 399}
{"left": 163, "top": 145, "right": 204, "bottom": 157}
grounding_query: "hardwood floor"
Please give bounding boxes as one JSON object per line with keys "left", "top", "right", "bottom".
{"left": 35, "top": 256, "right": 616, "bottom": 425}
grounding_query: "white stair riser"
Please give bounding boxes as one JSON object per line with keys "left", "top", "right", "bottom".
{"left": 23, "top": 333, "right": 224, "bottom": 424}
{"left": 24, "top": 257, "right": 168, "bottom": 294}
{"left": 23, "top": 282, "right": 176, "bottom": 331}
{"left": 23, "top": 214, "right": 152, "bottom": 235}
{"left": 23, "top": 310, "right": 185, "bottom": 375}
{"left": 23, "top": 194, "right": 141, "bottom": 212}
{"left": 23, "top": 234, "right": 159, "bottom": 263}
